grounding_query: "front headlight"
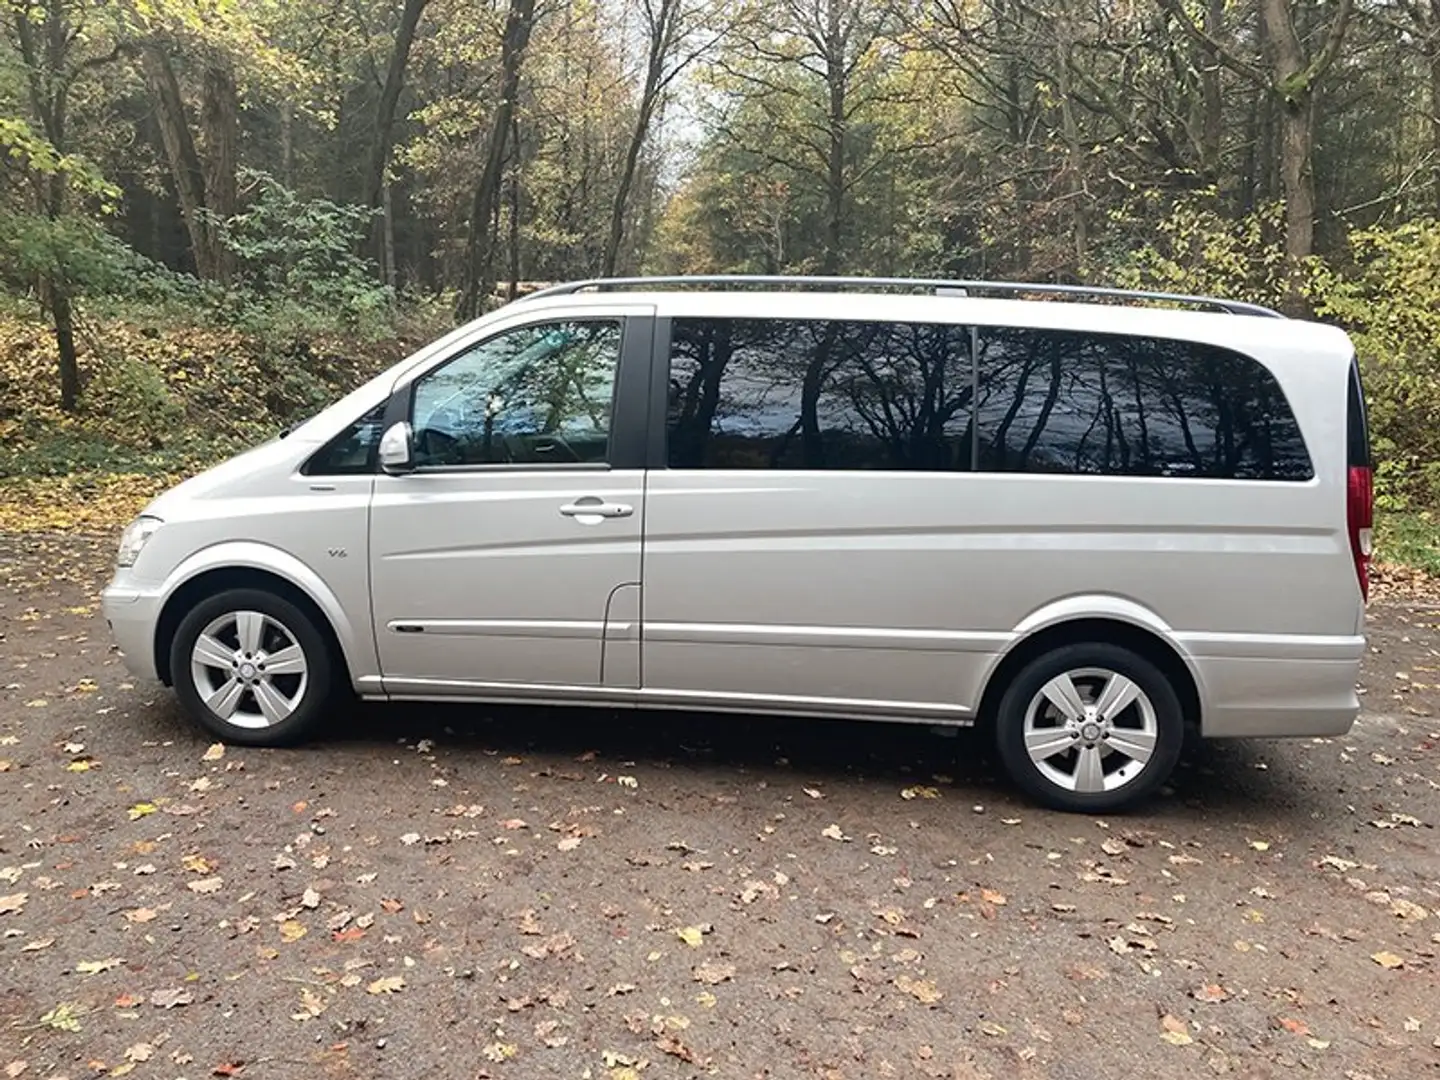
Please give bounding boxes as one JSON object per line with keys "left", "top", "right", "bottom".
{"left": 116, "top": 515, "right": 163, "bottom": 567}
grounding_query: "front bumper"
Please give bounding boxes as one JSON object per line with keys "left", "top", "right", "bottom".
{"left": 101, "top": 584, "right": 164, "bottom": 682}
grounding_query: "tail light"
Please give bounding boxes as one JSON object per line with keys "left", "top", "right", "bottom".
{"left": 1347, "top": 464, "right": 1373, "bottom": 602}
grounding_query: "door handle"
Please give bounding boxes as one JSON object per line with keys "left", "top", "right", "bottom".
{"left": 559, "top": 498, "right": 633, "bottom": 520}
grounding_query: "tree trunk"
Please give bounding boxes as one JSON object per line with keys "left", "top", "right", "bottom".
{"left": 822, "top": 0, "right": 845, "bottom": 275}
{"left": 1052, "top": 15, "right": 1087, "bottom": 277}
{"left": 48, "top": 278, "right": 80, "bottom": 413}
{"left": 1199, "top": 0, "right": 1224, "bottom": 184}
{"left": 1276, "top": 97, "right": 1315, "bottom": 302}
{"left": 200, "top": 59, "right": 238, "bottom": 282}
{"left": 458, "top": 0, "right": 537, "bottom": 319}
{"left": 1430, "top": 31, "right": 1440, "bottom": 215}
{"left": 382, "top": 178, "right": 396, "bottom": 288}
{"left": 603, "top": 0, "right": 676, "bottom": 276}
{"left": 141, "top": 41, "right": 215, "bottom": 278}
{"left": 280, "top": 101, "right": 295, "bottom": 189}
{"left": 366, "top": 0, "right": 429, "bottom": 265}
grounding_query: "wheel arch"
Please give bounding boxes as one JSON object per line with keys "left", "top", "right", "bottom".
{"left": 975, "top": 616, "right": 1202, "bottom": 734}
{"left": 152, "top": 545, "right": 367, "bottom": 688}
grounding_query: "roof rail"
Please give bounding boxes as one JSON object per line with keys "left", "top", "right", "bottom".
{"left": 517, "top": 274, "right": 1284, "bottom": 318}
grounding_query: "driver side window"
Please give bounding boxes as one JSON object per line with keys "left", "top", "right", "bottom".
{"left": 411, "top": 319, "right": 623, "bottom": 467}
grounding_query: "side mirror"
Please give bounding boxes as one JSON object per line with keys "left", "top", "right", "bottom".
{"left": 378, "top": 420, "right": 414, "bottom": 473}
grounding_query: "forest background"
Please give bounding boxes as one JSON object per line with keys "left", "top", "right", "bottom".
{"left": 3, "top": 0, "right": 1439, "bottom": 571}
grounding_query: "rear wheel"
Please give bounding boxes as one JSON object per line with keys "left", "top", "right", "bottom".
{"left": 170, "top": 588, "right": 336, "bottom": 746}
{"left": 994, "top": 643, "right": 1183, "bottom": 812}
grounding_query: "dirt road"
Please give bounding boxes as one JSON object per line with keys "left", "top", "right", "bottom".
{"left": 2, "top": 533, "right": 1437, "bottom": 1079}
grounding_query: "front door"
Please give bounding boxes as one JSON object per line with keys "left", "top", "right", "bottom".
{"left": 369, "top": 310, "right": 650, "bottom": 694}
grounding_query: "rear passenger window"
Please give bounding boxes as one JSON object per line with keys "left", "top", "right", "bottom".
{"left": 974, "top": 328, "right": 1312, "bottom": 480}
{"left": 666, "top": 317, "right": 975, "bottom": 470}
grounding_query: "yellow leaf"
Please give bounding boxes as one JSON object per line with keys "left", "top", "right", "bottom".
{"left": 893, "top": 975, "right": 942, "bottom": 1004}
{"left": 127, "top": 803, "right": 157, "bottom": 821}
{"left": 1372, "top": 950, "right": 1405, "bottom": 969}
{"left": 66, "top": 760, "right": 96, "bottom": 772}
{"left": 366, "top": 975, "right": 405, "bottom": 994}
{"left": 202, "top": 743, "right": 225, "bottom": 762}
{"left": 1160, "top": 1030, "right": 1194, "bottom": 1046}
{"left": 75, "top": 958, "right": 123, "bottom": 975}
{"left": 280, "top": 920, "right": 306, "bottom": 943}
{"left": 676, "top": 926, "right": 704, "bottom": 947}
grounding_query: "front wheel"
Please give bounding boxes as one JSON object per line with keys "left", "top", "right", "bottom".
{"left": 994, "top": 643, "right": 1184, "bottom": 812}
{"left": 170, "top": 588, "right": 337, "bottom": 746}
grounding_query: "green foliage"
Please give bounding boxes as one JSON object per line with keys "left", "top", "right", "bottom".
{"left": 1106, "top": 195, "right": 1291, "bottom": 309}
{"left": 1374, "top": 510, "right": 1440, "bottom": 576}
{"left": 209, "top": 170, "right": 393, "bottom": 336}
{"left": 1311, "top": 220, "right": 1440, "bottom": 510}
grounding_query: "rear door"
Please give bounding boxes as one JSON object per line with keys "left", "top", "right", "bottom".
{"left": 369, "top": 304, "right": 653, "bottom": 695}
{"left": 639, "top": 312, "right": 992, "bottom": 721}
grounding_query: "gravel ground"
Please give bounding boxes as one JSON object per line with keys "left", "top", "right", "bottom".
{"left": 1, "top": 533, "right": 1437, "bottom": 1080}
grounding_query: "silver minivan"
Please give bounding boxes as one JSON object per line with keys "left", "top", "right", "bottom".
{"left": 101, "top": 276, "right": 1373, "bottom": 811}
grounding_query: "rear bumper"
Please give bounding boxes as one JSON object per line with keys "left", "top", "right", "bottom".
{"left": 100, "top": 585, "right": 163, "bottom": 683}
{"left": 1190, "top": 639, "right": 1363, "bottom": 738}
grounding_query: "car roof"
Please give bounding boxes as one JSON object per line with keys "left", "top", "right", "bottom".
{"left": 508, "top": 281, "right": 1354, "bottom": 365}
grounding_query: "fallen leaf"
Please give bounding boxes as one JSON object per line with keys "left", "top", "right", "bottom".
{"left": 821, "top": 824, "right": 847, "bottom": 841}
{"left": 1249, "top": 840, "right": 1271, "bottom": 852}
{"left": 188, "top": 877, "right": 223, "bottom": 894}
{"left": 676, "top": 926, "right": 705, "bottom": 948}
{"left": 4, "top": 1063, "right": 26, "bottom": 1078}
{"left": 20, "top": 938, "right": 54, "bottom": 952}
{"left": 499, "top": 819, "right": 527, "bottom": 831}
{"left": 124, "top": 1043, "right": 154, "bottom": 1063}
{"left": 1278, "top": 1017, "right": 1311, "bottom": 1037}
{"left": 802, "top": 787, "right": 824, "bottom": 799}
{"left": 76, "top": 957, "right": 124, "bottom": 975}
{"left": 1392, "top": 899, "right": 1429, "bottom": 921}
{"left": 557, "top": 836, "right": 582, "bottom": 851}
{"left": 290, "top": 987, "right": 326, "bottom": 1022}
{"left": 0, "top": 893, "right": 27, "bottom": 915}
{"left": 1160, "top": 1015, "right": 1193, "bottom": 1045}
{"left": 900, "top": 785, "right": 940, "bottom": 800}
{"left": 366, "top": 975, "right": 405, "bottom": 994}
{"left": 127, "top": 803, "right": 157, "bottom": 820}
{"left": 692, "top": 959, "right": 735, "bottom": 985}
{"left": 1193, "top": 984, "right": 1230, "bottom": 1003}
{"left": 482, "top": 1042, "right": 517, "bottom": 1063}
{"left": 655, "top": 1034, "right": 702, "bottom": 1064}
{"left": 893, "top": 975, "right": 943, "bottom": 1004}
{"left": 202, "top": 743, "right": 225, "bottom": 762}
{"left": 113, "top": 993, "right": 142, "bottom": 1008}
{"left": 616, "top": 775, "right": 638, "bottom": 789}
{"left": 181, "top": 854, "right": 213, "bottom": 874}
{"left": 280, "top": 920, "right": 307, "bottom": 943}
{"left": 980, "top": 888, "right": 1007, "bottom": 906}
{"left": 150, "top": 988, "right": 194, "bottom": 1009}
{"left": 125, "top": 908, "right": 157, "bottom": 924}
{"left": 66, "top": 759, "right": 96, "bottom": 772}
{"left": 301, "top": 887, "right": 321, "bottom": 909}
{"left": 39, "top": 1002, "right": 84, "bottom": 1031}
{"left": 1371, "top": 950, "right": 1405, "bottom": 969}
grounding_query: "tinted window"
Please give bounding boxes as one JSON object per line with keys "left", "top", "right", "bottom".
{"left": 974, "top": 328, "right": 1312, "bottom": 480}
{"left": 411, "top": 319, "right": 622, "bottom": 467}
{"left": 305, "top": 404, "right": 385, "bottom": 475}
{"left": 666, "top": 317, "right": 975, "bottom": 470}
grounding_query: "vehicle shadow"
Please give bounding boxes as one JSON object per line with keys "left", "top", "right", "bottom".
{"left": 325, "top": 697, "right": 1325, "bottom": 821}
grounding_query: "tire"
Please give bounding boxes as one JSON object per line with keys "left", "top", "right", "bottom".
{"left": 994, "top": 642, "right": 1183, "bottom": 813}
{"left": 170, "top": 587, "right": 337, "bottom": 747}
